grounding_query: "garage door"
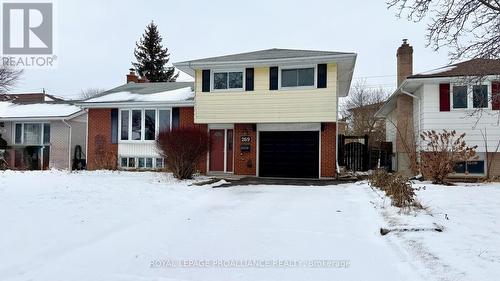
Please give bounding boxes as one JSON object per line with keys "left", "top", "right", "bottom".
{"left": 259, "top": 131, "right": 319, "bottom": 178}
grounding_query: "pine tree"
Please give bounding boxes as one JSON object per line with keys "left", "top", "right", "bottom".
{"left": 132, "top": 21, "right": 178, "bottom": 82}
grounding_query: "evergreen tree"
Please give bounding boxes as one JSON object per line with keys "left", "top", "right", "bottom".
{"left": 132, "top": 21, "right": 178, "bottom": 82}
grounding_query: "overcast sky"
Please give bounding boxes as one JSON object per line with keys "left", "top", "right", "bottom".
{"left": 12, "top": 0, "right": 452, "bottom": 98}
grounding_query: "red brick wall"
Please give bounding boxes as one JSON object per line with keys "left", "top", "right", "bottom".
{"left": 87, "top": 108, "right": 118, "bottom": 170}
{"left": 179, "top": 107, "right": 207, "bottom": 174}
{"left": 234, "top": 123, "right": 257, "bottom": 176}
{"left": 321, "top": 122, "right": 337, "bottom": 178}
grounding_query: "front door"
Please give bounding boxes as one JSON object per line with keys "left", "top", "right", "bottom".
{"left": 209, "top": 130, "right": 225, "bottom": 171}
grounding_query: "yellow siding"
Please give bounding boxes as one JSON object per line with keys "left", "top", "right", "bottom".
{"left": 195, "top": 64, "right": 338, "bottom": 123}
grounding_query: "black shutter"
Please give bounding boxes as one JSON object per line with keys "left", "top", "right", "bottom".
{"left": 172, "top": 107, "right": 180, "bottom": 128}
{"left": 111, "top": 109, "right": 118, "bottom": 144}
{"left": 245, "top": 68, "right": 254, "bottom": 91}
{"left": 269, "top": 67, "right": 278, "bottom": 90}
{"left": 202, "top": 70, "right": 210, "bottom": 92}
{"left": 317, "top": 64, "right": 327, "bottom": 88}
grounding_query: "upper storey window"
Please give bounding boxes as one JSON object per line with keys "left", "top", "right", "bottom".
{"left": 213, "top": 71, "right": 243, "bottom": 90}
{"left": 281, "top": 67, "right": 314, "bottom": 88}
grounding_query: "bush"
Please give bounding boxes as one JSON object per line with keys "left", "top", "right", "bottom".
{"left": 156, "top": 127, "right": 209, "bottom": 180}
{"left": 420, "top": 130, "right": 477, "bottom": 184}
{"left": 369, "top": 170, "right": 418, "bottom": 209}
{"left": 93, "top": 135, "right": 117, "bottom": 170}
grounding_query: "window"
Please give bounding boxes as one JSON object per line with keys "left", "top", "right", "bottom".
{"left": 159, "top": 110, "right": 171, "bottom": 133}
{"left": 15, "top": 124, "right": 22, "bottom": 144}
{"left": 146, "top": 158, "right": 153, "bottom": 168}
{"left": 120, "top": 110, "right": 129, "bottom": 140}
{"left": 453, "top": 85, "right": 468, "bottom": 109}
{"left": 138, "top": 158, "right": 145, "bottom": 168}
{"left": 120, "top": 109, "right": 171, "bottom": 141}
{"left": 43, "top": 123, "right": 50, "bottom": 144}
{"left": 131, "top": 110, "right": 142, "bottom": 140}
{"left": 473, "top": 85, "right": 488, "bottom": 108}
{"left": 120, "top": 157, "right": 128, "bottom": 167}
{"left": 145, "top": 110, "right": 156, "bottom": 140}
{"left": 213, "top": 71, "right": 243, "bottom": 90}
{"left": 24, "top": 124, "right": 42, "bottom": 145}
{"left": 14, "top": 123, "right": 50, "bottom": 145}
{"left": 128, "top": 157, "right": 135, "bottom": 168}
{"left": 454, "top": 160, "right": 485, "bottom": 174}
{"left": 155, "top": 158, "right": 164, "bottom": 168}
{"left": 281, "top": 67, "right": 314, "bottom": 87}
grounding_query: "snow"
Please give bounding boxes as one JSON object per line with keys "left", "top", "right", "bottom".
{"left": 1, "top": 171, "right": 499, "bottom": 281}
{"left": 0, "top": 170, "right": 421, "bottom": 281}
{"left": 0, "top": 102, "right": 81, "bottom": 119}
{"left": 417, "top": 65, "right": 457, "bottom": 75}
{"left": 85, "top": 87, "right": 194, "bottom": 103}
{"left": 367, "top": 180, "right": 500, "bottom": 281}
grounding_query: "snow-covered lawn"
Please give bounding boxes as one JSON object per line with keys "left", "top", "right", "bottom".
{"left": 0, "top": 171, "right": 498, "bottom": 281}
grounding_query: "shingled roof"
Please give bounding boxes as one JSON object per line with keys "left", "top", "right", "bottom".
{"left": 176, "top": 48, "right": 354, "bottom": 64}
{"left": 409, "top": 58, "right": 500, "bottom": 79}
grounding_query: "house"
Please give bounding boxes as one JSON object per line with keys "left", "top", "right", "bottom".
{"left": 376, "top": 40, "right": 500, "bottom": 177}
{"left": 0, "top": 93, "right": 87, "bottom": 170}
{"left": 174, "top": 48, "right": 356, "bottom": 178}
{"left": 78, "top": 70, "right": 198, "bottom": 171}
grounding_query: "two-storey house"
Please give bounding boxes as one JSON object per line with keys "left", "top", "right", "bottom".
{"left": 377, "top": 40, "right": 500, "bottom": 177}
{"left": 175, "top": 48, "right": 356, "bottom": 178}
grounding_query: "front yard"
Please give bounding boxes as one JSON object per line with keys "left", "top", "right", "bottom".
{"left": 0, "top": 171, "right": 498, "bottom": 281}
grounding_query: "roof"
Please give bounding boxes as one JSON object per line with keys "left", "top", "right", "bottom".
{"left": 176, "top": 48, "right": 354, "bottom": 64}
{"left": 0, "top": 101, "right": 83, "bottom": 120}
{"left": 80, "top": 82, "right": 195, "bottom": 106}
{"left": 409, "top": 58, "right": 500, "bottom": 79}
{"left": 1, "top": 92, "right": 62, "bottom": 103}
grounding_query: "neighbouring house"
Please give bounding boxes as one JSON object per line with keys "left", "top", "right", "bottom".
{"left": 174, "top": 48, "right": 356, "bottom": 178}
{"left": 0, "top": 93, "right": 87, "bottom": 170}
{"left": 78, "top": 70, "right": 199, "bottom": 171}
{"left": 376, "top": 39, "right": 500, "bottom": 177}
{"left": 345, "top": 101, "right": 386, "bottom": 146}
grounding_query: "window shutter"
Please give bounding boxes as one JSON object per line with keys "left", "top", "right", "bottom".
{"left": 269, "top": 67, "right": 278, "bottom": 90}
{"left": 202, "top": 70, "right": 210, "bottom": 92}
{"left": 317, "top": 64, "right": 327, "bottom": 88}
{"left": 172, "top": 108, "right": 180, "bottom": 128}
{"left": 439, "top": 83, "right": 450, "bottom": 112}
{"left": 492, "top": 82, "right": 500, "bottom": 110}
{"left": 111, "top": 109, "right": 118, "bottom": 144}
{"left": 245, "top": 68, "right": 254, "bottom": 91}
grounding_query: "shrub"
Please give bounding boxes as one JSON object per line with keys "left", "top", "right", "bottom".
{"left": 93, "top": 135, "right": 117, "bottom": 170}
{"left": 156, "top": 127, "right": 209, "bottom": 180}
{"left": 420, "top": 130, "right": 477, "bottom": 184}
{"left": 369, "top": 170, "right": 418, "bottom": 210}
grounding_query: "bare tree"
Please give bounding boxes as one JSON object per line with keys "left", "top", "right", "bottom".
{"left": 341, "top": 80, "right": 389, "bottom": 144}
{"left": 80, "top": 88, "right": 105, "bottom": 99}
{"left": 0, "top": 66, "right": 23, "bottom": 97}
{"left": 388, "top": 0, "right": 500, "bottom": 61}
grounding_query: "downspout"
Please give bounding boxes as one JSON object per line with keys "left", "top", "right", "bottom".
{"left": 62, "top": 119, "right": 72, "bottom": 171}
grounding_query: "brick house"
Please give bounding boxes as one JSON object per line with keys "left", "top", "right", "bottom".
{"left": 377, "top": 40, "right": 500, "bottom": 177}
{"left": 81, "top": 49, "right": 356, "bottom": 178}
{"left": 0, "top": 93, "right": 87, "bottom": 170}
{"left": 175, "top": 48, "right": 356, "bottom": 178}
{"left": 78, "top": 71, "right": 199, "bottom": 171}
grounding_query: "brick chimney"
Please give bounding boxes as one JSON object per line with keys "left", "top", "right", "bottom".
{"left": 126, "top": 68, "right": 139, "bottom": 83}
{"left": 397, "top": 39, "right": 413, "bottom": 87}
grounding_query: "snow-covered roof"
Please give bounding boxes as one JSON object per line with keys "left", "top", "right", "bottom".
{"left": 0, "top": 102, "right": 83, "bottom": 120}
{"left": 80, "top": 82, "right": 195, "bottom": 106}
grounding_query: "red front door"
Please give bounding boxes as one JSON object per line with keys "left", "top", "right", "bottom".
{"left": 209, "top": 130, "right": 225, "bottom": 171}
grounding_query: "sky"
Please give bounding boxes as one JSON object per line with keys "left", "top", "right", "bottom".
{"left": 11, "top": 0, "right": 452, "bottom": 98}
